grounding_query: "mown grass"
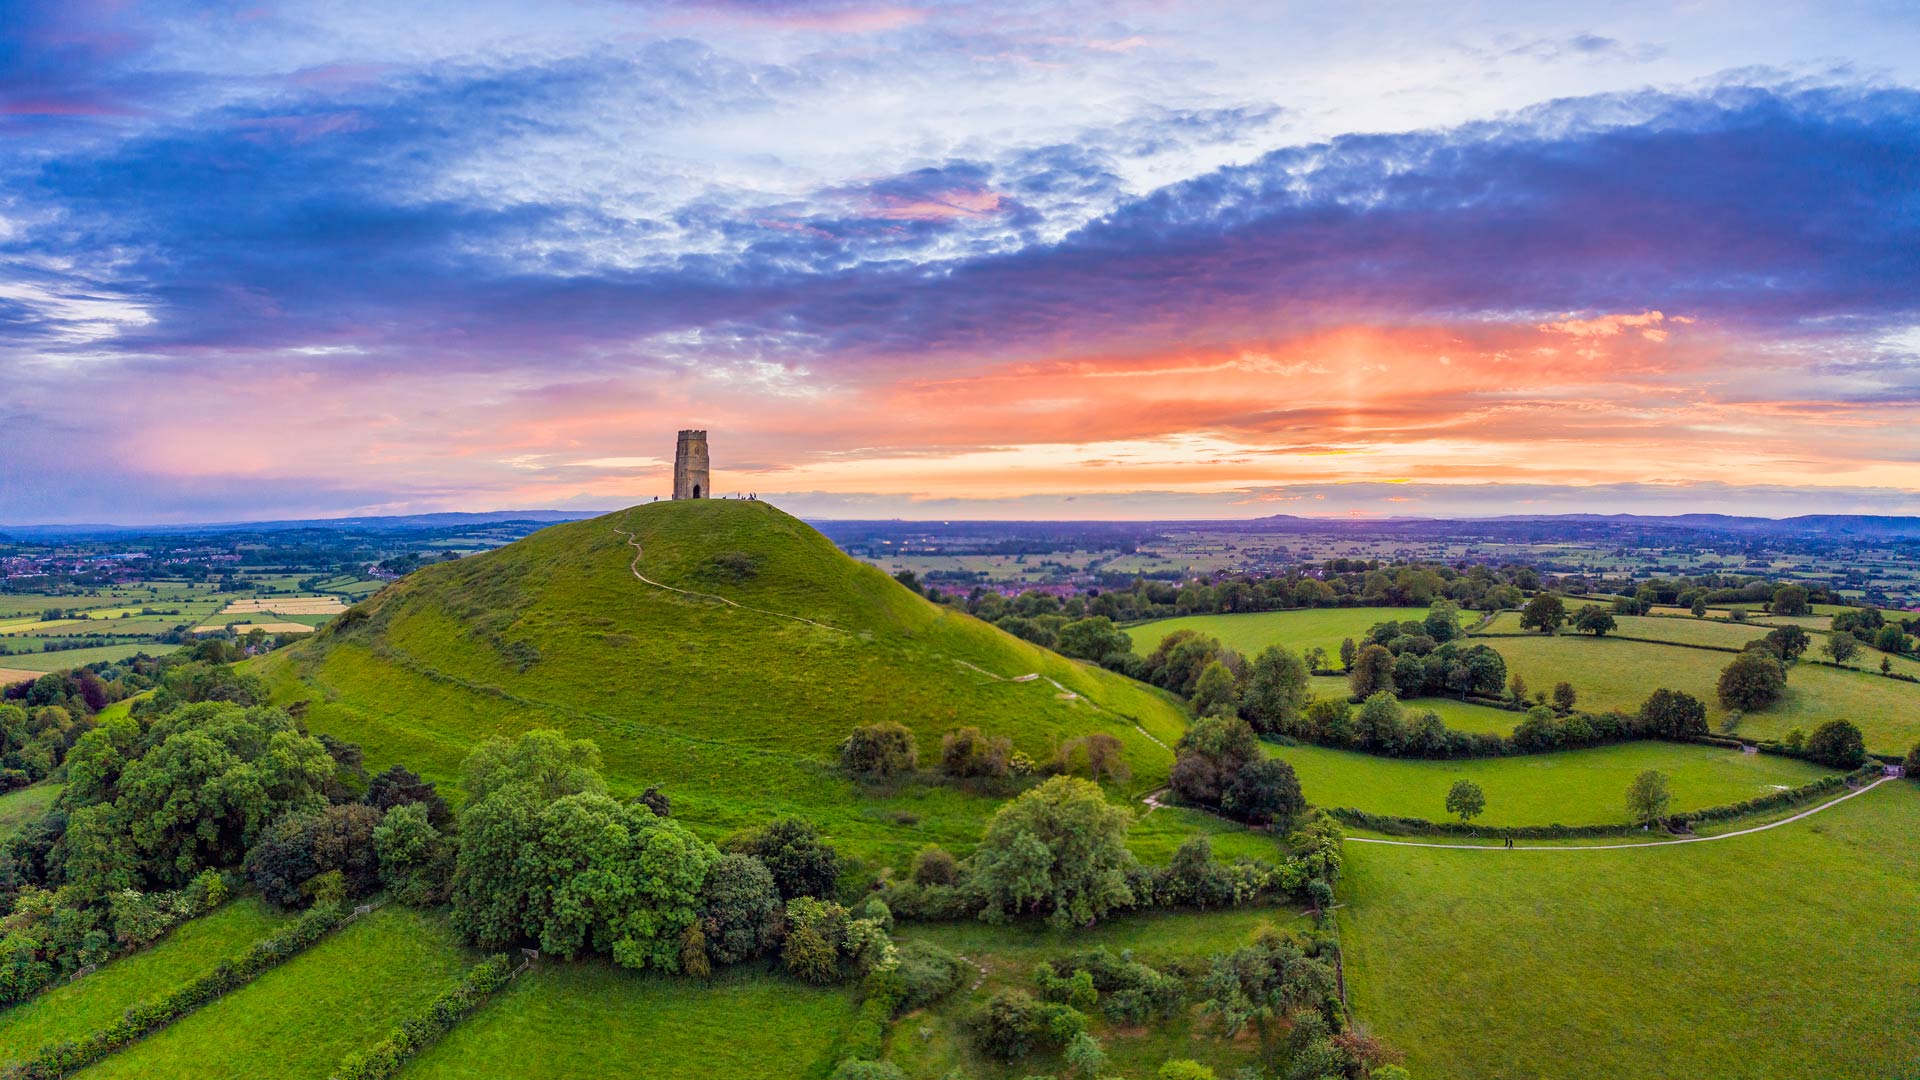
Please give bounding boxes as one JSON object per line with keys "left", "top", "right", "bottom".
{"left": 75, "top": 906, "right": 475, "bottom": 1080}
{"left": 0, "top": 898, "right": 290, "bottom": 1065}
{"left": 893, "top": 908, "right": 1293, "bottom": 1079}
{"left": 256, "top": 501, "right": 1188, "bottom": 871}
{"left": 1338, "top": 782, "right": 1920, "bottom": 1080}
{"left": 1475, "top": 633, "right": 1920, "bottom": 752}
{"left": 399, "top": 960, "right": 857, "bottom": 1080}
{"left": 1269, "top": 741, "right": 1834, "bottom": 826}
{"left": 1125, "top": 607, "right": 1434, "bottom": 660}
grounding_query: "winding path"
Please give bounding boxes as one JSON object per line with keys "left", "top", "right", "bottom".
{"left": 1346, "top": 776, "right": 1895, "bottom": 851}
{"left": 613, "top": 517, "right": 848, "bottom": 634}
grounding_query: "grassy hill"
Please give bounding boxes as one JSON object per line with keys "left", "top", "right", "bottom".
{"left": 258, "top": 500, "right": 1186, "bottom": 865}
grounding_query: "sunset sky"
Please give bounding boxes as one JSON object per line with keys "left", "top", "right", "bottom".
{"left": 2, "top": 0, "right": 1917, "bottom": 523}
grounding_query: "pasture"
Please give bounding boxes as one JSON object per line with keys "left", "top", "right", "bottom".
{"left": 1474, "top": 633, "right": 1920, "bottom": 752}
{"left": 1269, "top": 741, "right": 1834, "bottom": 826}
{"left": 1337, "top": 783, "right": 1920, "bottom": 1080}
{"left": 1125, "top": 607, "right": 1441, "bottom": 661}
{"left": 400, "top": 962, "right": 857, "bottom": 1080}
{"left": 0, "top": 898, "right": 291, "bottom": 1066}
{"left": 75, "top": 906, "right": 474, "bottom": 1080}
{"left": 0, "top": 783, "right": 62, "bottom": 839}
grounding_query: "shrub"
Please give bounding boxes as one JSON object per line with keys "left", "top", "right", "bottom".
{"left": 839, "top": 723, "right": 919, "bottom": 779}
{"left": 910, "top": 844, "right": 959, "bottom": 886}
{"left": 1159, "top": 1062, "right": 1217, "bottom": 1080}
{"left": 246, "top": 803, "right": 385, "bottom": 909}
{"left": 940, "top": 727, "right": 1011, "bottom": 779}
{"left": 972, "top": 989, "right": 1085, "bottom": 1062}
{"left": 372, "top": 802, "right": 452, "bottom": 907}
{"left": 1169, "top": 715, "right": 1260, "bottom": 806}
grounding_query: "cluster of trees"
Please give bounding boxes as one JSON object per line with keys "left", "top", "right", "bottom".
{"left": 879, "top": 777, "right": 1346, "bottom": 928}
{"left": 1830, "top": 607, "right": 1917, "bottom": 657}
{"left": 1168, "top": 716, "right": 1306, "bottom": 825}
{"left": 971, "top": 928, "right": 1404, "bottom": 1080}
{"left": 838, "top": 723, "right": 1128, "bottom": 786}
{"left": 943, "top": 560, "right": 1536, "bottom": 628}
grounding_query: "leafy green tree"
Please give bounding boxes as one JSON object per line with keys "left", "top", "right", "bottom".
{"left": 1904, "top": 741, "right": 1919, "bottom": 779}
{"left": 1220, "top": 758, "right": 1305, "bottom": 826}
{"left": 974, "top": 777, "right": 1135, "bottom": 928}
{"left": 365, "top": 764, "right": 452, "bottom": 828}
{"left": 1875, "top": 625, "right": 1911, "bottom": 654}
{"left": 838, "top": 722, "right": 919, "bottom": 779}
{"left": 1064, "top": 1031, "right": 1110, "bottom": 1077}
{"left": 731, "top": 816, "right": 842, "bottom": 901}
{"left": 1771, "top": 585, "right": 1811, "bottom": 616}
{"left": 1338, "top": 637, "right": 1357, "bottom": 671}
{"left": 699, "top": 853, "right": 783, "bottom": 965}
{"left": 59, "top": 703, "right": 333, "bottom": 895}
{"left": 1572, "top": 605, "right": 1616, "bottom": 636}
{"left": 1718, "top": 649, "right": 1787, "bottom": 710}
{"left": 1507, "top": 671, "right": 1529, "bottom": 703}
{"left": 1199, "top": 932, "right": 1337, "bottom": 1055}
{"left": 1822, "top": 634, "right": 1860, "bottom": 664}
{"left": 1551, "top": 681, "right": 1577, "bottom": 712}
{"left": 1347, "top": 644, "right": 1395, "bottom": 699}
{"left": 1445, "top": 780, "right": 1485, "bottom": 825}
{"left": 1638, "top": 688, "right": 1708, "bottom": 738}
{"left": 1519, "top": 593, "right": 1568, "bottom": 634}
{"left": 1303, "top": 698, "right": 1353, "bottom": 746}
{"left": 1424, "top": 600, "right": 1461, "bottom": 643}
{"left": 1241, "top": 646, "right": 1310, "bottom": 735}
{"left": 461, "top": 728, "right": 605, "bottom": 803}
{"left": 1054, "top": 617, "right": 1132, "bottom": 662}
{"left": 1763, "top": 625, "right": 1810, "bottom": 661}
{"left": 1169, "top": 715, "right": 1260, "bottom": 806}
{"left": 1626, "top": 770, "right": 1671, "bottom": 827}
{"left": 243, "top": 803, "right": 383, "bottom": 907}
{"left": 372, "top": 801, "right": 452, "bottom": 906}
{"left": 1691, "top": 596, "right": 1708, "bottom": 617}
{"left": 1190, "top": 661, "right": 1240, "bottom": 717}
{"left": 1353, "top": 691, "right": 1405, "bottom": 754}
{"left": 1804, "top": 720, "right": 1867, "bottom": 769}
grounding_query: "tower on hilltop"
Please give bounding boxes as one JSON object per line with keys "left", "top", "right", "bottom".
{"left": 673, "top": 430, "right": 709, "bottom": 499}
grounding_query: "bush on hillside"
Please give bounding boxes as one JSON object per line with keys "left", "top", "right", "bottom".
{"left": 974, "top": 777, "right": 1135, "bottom": 929}
{"left": 839, "top": 722, "right": 919, "bottom": 779}
{"left": 939, "top": 726, "right": 1011, "bottom": 780}
{"left": 726, "top": 816, "right": 842, "bottom": 901}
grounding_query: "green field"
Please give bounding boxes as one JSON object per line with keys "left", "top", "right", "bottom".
{"left": 1338, "top": 782, "right": 1920, "bottom": 1080}
{"left": 1125, "top": 607, "right": 1437, "bottom": 661}
{"left": 0, "top": 783, "right": 61, "bottom": 839}
{"left": 0, "top": 643, "right": 165, "bottom": 671}
{"left": 0, "top": 899, "right": 291, "bottom": 1065}
{"left": 1270, "top": 741, "right": 1834, "bottom": 826}
{"left": 401, "top": 961, "right": 858, "bottom": 1080}
{"left": 76, "top": 906, "right": 475, "bottom": 1080}
{"left": 1305, "top": 674, "right": 1526, "bottom": 735}
{"left": 257, "top": 501, "right": 1189, "bottom": 869}
{"left": 1474, "top": 633, "right": 1920, "bottom": 752}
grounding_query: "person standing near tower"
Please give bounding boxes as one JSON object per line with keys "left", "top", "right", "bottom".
{"left": 673, "top": 430, "right": 709, "bottom": 499}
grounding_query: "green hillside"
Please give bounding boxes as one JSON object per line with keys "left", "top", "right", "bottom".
{"left": 258, "top": 500, "right": 1186, "bottom": 864}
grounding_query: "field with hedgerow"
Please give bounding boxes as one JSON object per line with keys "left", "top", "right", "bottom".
{"left": 1124, "top": 608, "right": 1438, "bottom": 663}
{"left": 1474, "top": 632, "right": 1920, "bottom": 752}
{"left": 74, "top": 907, "right": 476, "bottom": 1080}
{"left": 1338, "top": 782, "right": 1920, "bottom": 1080}
{"left": 1269, "top": 741, "right": 1835, "bottom": 827}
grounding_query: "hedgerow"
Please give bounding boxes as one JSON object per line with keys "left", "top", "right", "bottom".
{"left": 3, "top": 903, "right": 351, "bottom": 1080}
{"left": 326, "top": 953, "right": 513, "bottom": 1080}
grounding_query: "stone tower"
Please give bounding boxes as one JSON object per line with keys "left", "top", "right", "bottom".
{"left": 673, "top": 430, "right": 709, "bottom": 500}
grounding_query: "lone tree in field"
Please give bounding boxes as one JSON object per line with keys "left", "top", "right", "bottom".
{"left": 1718, "top": 648, "right": 1787, "bottom": 710}
{"left": 1551, "top": 681, "right": 1578, "bottom": 713}
{"left": 1804, "top": 720, "right": 1867, "bottom": 770}
{"left": 1691, "top": 596, "right": 1709, "bottom": 618}
{"left": 1519, "top": 593, "right": 1568, "bottom": 634}
{"left": 1822, "top": 634, "right": 1860, "bottom": 665}
{"left": 1626, "top": 770, "right": 1671, "bottom": 827}
{"left": 1445, "top": 779, "right": 1486, "bottom": 825}
{"left": 1572, "top": 605, "right": 1616, "bottom": 636}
